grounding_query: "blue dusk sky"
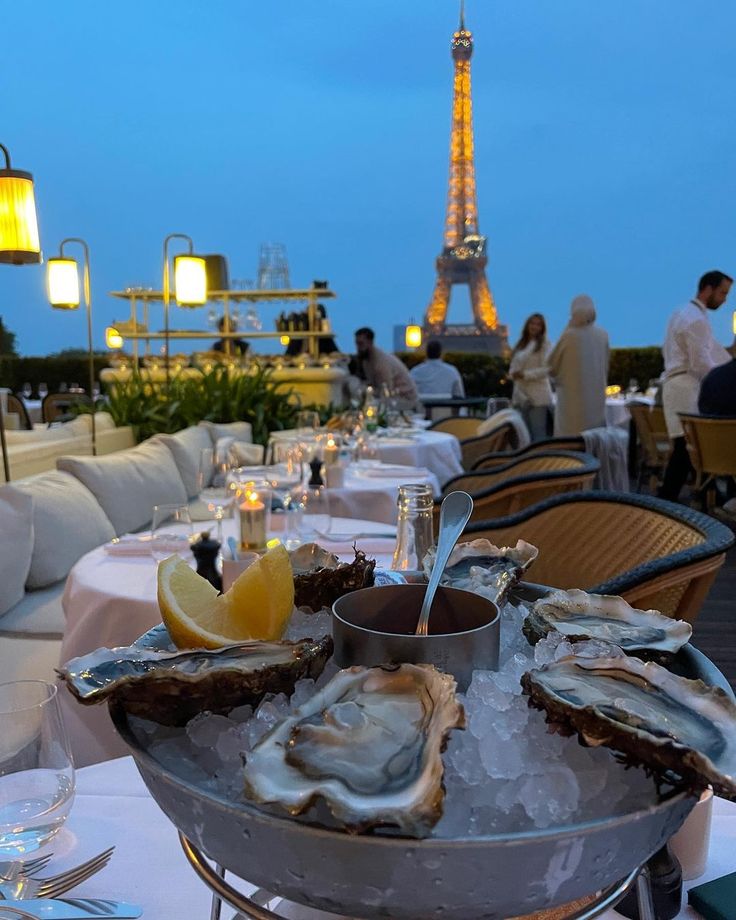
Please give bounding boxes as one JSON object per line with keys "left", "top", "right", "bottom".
{"left": 2, "top": 0, "right": 736, "bottom": 357}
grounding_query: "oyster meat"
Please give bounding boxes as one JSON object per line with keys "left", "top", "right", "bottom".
{"left": 58, "top": 635, "right": 333, "bottom": 726}
{"left": 423, "top": 538, "right": 538, "bottom": 606}
{"left": 521, "top": 655, "right": 736, "bottom": 800}
{"left": 243, "top": 663, "right": 465, "bottom": 836}
{"left": 292, "top": 545, "right": 376, "bottom": 611}
{"left": 523, "top": 589, "right": 692, "bottom": 660}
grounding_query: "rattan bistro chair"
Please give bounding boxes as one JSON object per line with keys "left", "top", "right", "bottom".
{"left": 460, "top": 422, "right": 516, "bottom": 470}
{"left": 680, "top": 413, "right": 736, "bottom": 509}
{"left": 460, "top": 492, "right": 734, "bottom": 623}
{"left": 6, "top": 394, "right": 32, "bottom": 430}
{"left": 437, "top": 451, "right": 599, "bottom": 526}
{"left": 629, "top": 403, "right": 670, "bottom": 493}
{"left": 427, "top": 416, "right": 484, "bottom": 440}
{"left": 42, "top": 392, "right": 92, "bottom": 424}
{"left": 471, "top": 436, "right": 586, "bottom": 471}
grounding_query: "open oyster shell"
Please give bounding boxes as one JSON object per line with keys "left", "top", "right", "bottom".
{"left": 291, "top": 545, "right": 376, "bottom": 611}
{"left": 243, "top": 663, "right": 465, "bottom": 837}
{"left": 521, "top": 655, "right": 736, "bottom": 800}
{"left": 523, "top": 589, "right": 692, "bottom": 661}
{"left": 58, "top": 635, "right": 333, "bottom": 726}
{"left": 423, "top": 538, "right": 538, "bottom": 606}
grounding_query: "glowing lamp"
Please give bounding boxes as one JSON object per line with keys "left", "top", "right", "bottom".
{"left": 0, "top": 144, "right": 41, "bottom": 265}
{"left": 280, "top": 334, "right": 290, "bottom": 346}
{"left": 732, "top": 310, "right": 736, "bottom": 336}
{"left": 47, "top": 257, "right": 80, "bottom": 309}
{"left": 174, "top": 254, "right": 207, "bottom": 306}
{"left": 106, "top": 326, "right": 124, "bottom": 349}
{"left": 405, "top": 323, "right": 422, "bottom": 349}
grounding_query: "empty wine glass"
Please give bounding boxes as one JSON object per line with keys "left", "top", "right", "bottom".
{"left": 151, "top": 504, "right": 193, "bottom": 562}
{"left": 21, "top": 383, "right": 32, "bottom": 400}
{"left": 37, "top": 383, "right": 48, "bottom": 401}
{"left": 200, "top": 461, "right": 233, "bottom": 542}
{"left": 296, "top": 410, "right": 320, "bottom": 435}
{"left": 270, "top": 442, "right": 304, "bottom": 549}
{"left": 355, "top": 435, "right": 380, "bottom": 467}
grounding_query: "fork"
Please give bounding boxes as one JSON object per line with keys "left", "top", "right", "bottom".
{"left": 0, "top": 847, "right": 114, "bottom": 900}
{"left": 0, "top": 855, "right": 53, "bottom": 882}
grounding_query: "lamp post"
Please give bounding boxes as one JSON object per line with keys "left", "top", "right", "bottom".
{"left": 0, "top": 141, "right": 41, "bottom": 482}
{"left": 46, "top": 238, "right": 97, "bottom": 456}
{"left": 162, "top": 233, "right": 207, "bottom": 388}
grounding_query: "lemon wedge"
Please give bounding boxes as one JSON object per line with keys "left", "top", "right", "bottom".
{"left": 158, "top": 544, "right": 295, "bottom": 649}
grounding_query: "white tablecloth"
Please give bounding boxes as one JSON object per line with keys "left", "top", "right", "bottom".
{"left": 328, "top": 463, "right": 440, "bottom": 523}
{"left": 59, "top": 518, "right": 397, "bottom": 767}
{"left": 39, "top": 755, "right": 736, "bottom": 919}
{"left": 270, "top": 429, "right": 463, "bottom": 486}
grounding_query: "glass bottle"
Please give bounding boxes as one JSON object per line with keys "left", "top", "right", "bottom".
{"left": 363, "top": 386, "right": 379, "bottom": 433}
{"left": 391, "top": 484, "right": 435, "bottom": 571}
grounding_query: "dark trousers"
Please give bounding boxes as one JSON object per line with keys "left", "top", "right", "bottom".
{"left": 658, "top": 437, "right": 693, "bottom": 501}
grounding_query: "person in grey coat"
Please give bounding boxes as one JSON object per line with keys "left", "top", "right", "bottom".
{"left": 549, "top": 295, "right": 610, "bottom": 437}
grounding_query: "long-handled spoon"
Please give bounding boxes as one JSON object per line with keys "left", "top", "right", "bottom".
{"left": 415, "top": 491, "right": 473, "bottom": 636}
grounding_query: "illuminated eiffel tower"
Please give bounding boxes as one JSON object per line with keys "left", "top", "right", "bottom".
{"left": 423, "top": 4, "right": 507, "bottom": 353}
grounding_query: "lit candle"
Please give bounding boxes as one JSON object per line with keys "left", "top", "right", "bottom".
{"left": 323, "top": 436, "right": 339, "bottom": 466}
{"left": 239, "top": 489, "right": 267, "bottom": 551}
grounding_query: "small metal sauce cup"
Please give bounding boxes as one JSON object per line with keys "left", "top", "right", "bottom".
{"left": 332, "top": 584, "right": 499, "bottom": 691}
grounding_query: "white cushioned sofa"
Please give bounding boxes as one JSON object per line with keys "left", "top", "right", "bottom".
{"left": 0, "top": 420, "right": 263, "bottom": 638}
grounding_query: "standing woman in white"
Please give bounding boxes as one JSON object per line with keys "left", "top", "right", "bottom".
{"left": 659, "top": 270, "right": 732, "bottom": 501}
{"left": 508, "top": 313, "right": 554, "bottom": 441}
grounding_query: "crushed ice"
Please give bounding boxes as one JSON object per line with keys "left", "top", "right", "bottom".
{"left": 136, "top": 599, "right": 658, "bottom": 836}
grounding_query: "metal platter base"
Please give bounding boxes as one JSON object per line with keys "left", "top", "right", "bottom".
{"left": 179, "top": 833, "right": 652, "bottom": 920}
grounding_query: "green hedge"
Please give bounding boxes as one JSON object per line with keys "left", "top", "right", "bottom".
{"left": 397, "top": 347, "right": 663, "bottom": 394}
{"left": 0, "top": 355, "right": 111, "bottom": 395}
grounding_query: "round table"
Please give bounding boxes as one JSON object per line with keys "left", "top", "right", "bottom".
{"left": 38, "top": 755, "right": 736, "bottom": 919}
{"left": 59, "top": 518, "right": 398, "bottom": 767}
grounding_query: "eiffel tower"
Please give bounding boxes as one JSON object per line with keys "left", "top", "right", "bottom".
{"left": 424, "top": 4, "right": 507, "bottom": 353}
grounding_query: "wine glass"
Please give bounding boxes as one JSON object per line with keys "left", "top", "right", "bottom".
{"left": 200, "top": 461, "right": 233, "bottom": 543}
{"left": 296, "top": 410, "right": 320, "bottom": 435}
{"left": 269, "top": 442, "right": 304, "bottom": 549}
{"left": 150, "top": 504, "right": 193, "bottom": 563}
{"left": 21, "top": 383, "right": 32, "bottom": 400}
{"left": 37, "top": 383, "right": 48, "bottom": 401}
{"left": 355, "top": 435, "right": 380, "bottom": 467}
{"left": 295, "top": 481, "right": 332, "bottom": 539}
{"left": 627, "top": 378, "right": 639, "bottom": 397}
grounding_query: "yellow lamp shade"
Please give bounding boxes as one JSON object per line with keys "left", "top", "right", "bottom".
{"left": 280, "top": 334, "right": 290, "bottom": 346}
{"left": 0, "top": 168, "right": 41, "bottom": 265}
{"left": 405, "top": 324, "right": 422, "bottom": 349}
{"left": 47, "top": 257, "right": 80, "bottom": 309}
{"left": 174, "top": 254, "right": 207, "bottom": 306}
{"left": 105, "top": 326, "right": 124, "bottom": 349}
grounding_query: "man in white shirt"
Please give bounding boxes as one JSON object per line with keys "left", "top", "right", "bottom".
{"left": 659, "top": 270, "right": 732, "bottom": 500}
{"left": 409, "top": 339, "right": 466, "bottom": 398}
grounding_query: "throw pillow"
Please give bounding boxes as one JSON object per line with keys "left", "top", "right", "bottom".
{"left": 154, "top": 426, "right": 214, "bottom": 498}
{"left": 0, "top": 485, "right": 33, "bottom": 616}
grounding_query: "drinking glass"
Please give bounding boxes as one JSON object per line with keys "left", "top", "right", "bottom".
{"left": 355, "top": 435, "right": 380, "bottom": 466}
{"left": 295, "top": 481, "right": 332, "bottom": 539}
{"left": 200, "top": 461, "right": 234, "bottom": 542}
{"left": 151, "top": 504, "right": 193, "bottom": 562}
{"left": 37, "top": 383, "right": 48, "bottom": 401}
{"left": 296, "top": 410, "right": 320, "bottom": 434}
{"left": 21, "top": 382, "right": 32, "bottom": 400}
{"left": 270, "top": 443, "right": 305, "bottom": 549}
{"left": 0, "top": 680, "right": 75, "bottom": 856}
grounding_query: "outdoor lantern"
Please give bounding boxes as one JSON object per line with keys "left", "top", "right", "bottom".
{"left": 280, "top": 334, "right": 290, "bottom": 346}
{"left": 405, "top": 322, "right": 422, "bottom": 349}
{"left": 732, "top": 310, "right": 736, "bottom": 336}
{"left": 106, "top": 326, "right": 124, "bottom": 349}
{"left": 174, "top": 253, "right": 207, "bottom": 306}
{"left": 47, "top": 257, "right": 80, "bottom": 309}
{"left": 0, "top": 143, "right": 41, "bottom": 265}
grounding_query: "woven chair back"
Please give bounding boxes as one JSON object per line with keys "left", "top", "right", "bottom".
{"left": 444, "top": 452, "right": 594, "bottom": 495}
{"left": 6, "top": 394, "right": 32, "bottom": 430}
{"left": 472, "top": 436, "right": 586, "bottom": 471}
{"left": 680, "top": 414, "right": 736, "bottom": 481}
{"left": 428, "top": 417, "right": 483, "bottom": 439}
{"left": 460, "top": 423, "right": 515, "bottom": 470}
{"left": 630, "top": 403, "right": 669, "bottom": 469}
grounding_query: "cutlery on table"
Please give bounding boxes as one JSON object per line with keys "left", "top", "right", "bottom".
{"left": 0, "top": 899, "right": 141, "bottom": 918}
{"left": 0, "top": 849, "right": 114, "bottom": 901}
{"left": 0, "top": 856, "right": 54, "bottom": 882}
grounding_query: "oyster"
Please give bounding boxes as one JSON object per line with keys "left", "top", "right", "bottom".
{"left": 523, "top": 589, "right": 692, "bottom": 661}
{"left": 521, "top": 655, "right": 736, "bottom": 800}
{"left": 423, "top": 538, "right": 538, "bottom": 606}
{"left": 58, "top": 635, "right": 333, "bottom": 726}
{"left": 243, "top": 663, "right": 465, "bottom": 837}
{"left": 292, "top": 546, "right": 376, "bottom": 611}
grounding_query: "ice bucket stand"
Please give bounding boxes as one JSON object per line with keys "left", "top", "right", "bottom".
{"left": 179, "top": 833, "right": 658, "bottom": 920}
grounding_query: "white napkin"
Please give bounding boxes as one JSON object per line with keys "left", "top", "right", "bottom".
{"left": 104, "top": 535, "right": 190, "bottom": 557}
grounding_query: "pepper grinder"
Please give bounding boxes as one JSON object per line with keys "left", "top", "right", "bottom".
{"left": 191, "top": 531, "right": 223, "bottom": 592}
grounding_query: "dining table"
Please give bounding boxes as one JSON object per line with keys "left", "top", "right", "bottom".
{"left": 29, "top": 754, "right": 736, "bottom": 919}
{"left": 59, "top": 518, "right": 398, "bottom": 768}
{"left": 268, "top": 428, "right": 464, "bottom": 486}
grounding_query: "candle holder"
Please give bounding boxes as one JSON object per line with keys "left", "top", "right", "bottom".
{"left": 234, "top": 479, "right": 272, "bottom": 551}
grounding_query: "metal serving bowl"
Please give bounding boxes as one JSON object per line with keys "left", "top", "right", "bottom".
{"left": 110, "top": 636, "right": 732, "bottom": 919}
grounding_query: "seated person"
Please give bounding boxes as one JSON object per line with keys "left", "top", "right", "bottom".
{"left": 409, "top": 339, "right": 465, "bottom": 397}
{"left": 213, "top": 317, "right": 249, "bottom": 356}
{"left": 698, "top": 357, "right": 736, "bottom": 416}
{"left": 354, "top": 326, "right": 418, "bottom": 409}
